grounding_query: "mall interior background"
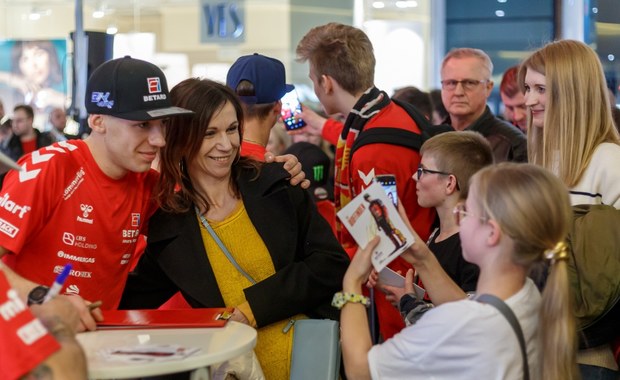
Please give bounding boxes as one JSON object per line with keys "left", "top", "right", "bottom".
{"left": 0, "top": 0, "right": 618, "bottom": 128}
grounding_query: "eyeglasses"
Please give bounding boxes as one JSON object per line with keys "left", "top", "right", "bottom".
{"left": 416, "top": 165, "right": 460, "bottom": 190}
{"left": 440, "top": 79, "right": 489, "bottom": 91}
{"left": 453, "top": 204, "right": 487, "bottom": 226}
{"left": 416, "top": 165, "right": 451, "bottom": 179}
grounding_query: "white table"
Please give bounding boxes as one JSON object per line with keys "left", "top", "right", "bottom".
{"left": 76, "top": 321, "right": 257, "bottom": 379}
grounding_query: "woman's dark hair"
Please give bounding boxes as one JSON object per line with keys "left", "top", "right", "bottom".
{"left": 11, "top": 40, "right": 62, "bottom": 86}
{"left": 157, "top": 78, "right": 260, "bottom": 213}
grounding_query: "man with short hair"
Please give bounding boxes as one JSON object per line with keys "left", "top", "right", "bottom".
{"left": 3, "top": 104, "right": 54, "bottom": 162}
{"left": 227, "top": 53, "right": 292, "bottom": 161}
{"left": 48, "top": 107, "right": 77, "bottom": 141}
{"left": 500, "top": 65, "right": 527, "bottom": 133}
{"left": 0, "top": 57, "right": 192, "bottom": 328}
{"left": 297, "top": 22, "right": 436, "bottom": 340}
{"left": 440, "top": 48, "right": 527, "bottom": 162}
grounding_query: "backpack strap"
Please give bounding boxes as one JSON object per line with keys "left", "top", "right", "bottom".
{"left": 349, "top": 98, "right": 454, "bottom": 158}
{"left": 477, "top": 294, "right": 530, "bottom": 380}
{"left": 350, "top": 128, "right": 425, "bottom": 158}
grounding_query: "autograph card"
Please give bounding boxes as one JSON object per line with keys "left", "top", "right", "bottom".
{"left": 101, "top": 344, "right": 201, "bottom": 363}
{"left": 337, "top": 182, "right": 414, "bottom": 272}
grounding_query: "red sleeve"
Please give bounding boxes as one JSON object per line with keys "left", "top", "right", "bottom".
{"left": 0, "top": 273, "right": 60, "bottom": 380}
{"left": 241, "top": 140, "right": 267, "bottom": 161}
{"left": 0, "top": 152, "right": 59, "bottom": 256}
{"left": 348, "top": 133, "right": 435, "bottom": 340}
{"left": 321, "top": 119, "right": 344, "bottom": 146}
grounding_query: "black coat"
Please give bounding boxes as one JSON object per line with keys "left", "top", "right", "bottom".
{"left": 1, "top": 129, "right": 55, "bottom": 162}
{"left": 446, "top": 106, "right": 527, "bottom": 163}
{"left": 120, "top": 163, "right": 349, "bottom": 327}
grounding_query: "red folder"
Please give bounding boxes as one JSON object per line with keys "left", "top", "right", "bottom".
{"left": 97, "top": 308, "right": 233, "bottom": 329}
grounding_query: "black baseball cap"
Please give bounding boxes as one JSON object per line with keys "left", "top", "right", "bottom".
{"left": 85, "top": 56, "right": 193, "bottom": 121}
{"left": 226, "top": 53, "right": 294, "bottom": 105}
{"left": 284, "top": 142, "right": 333, "bottom": 202}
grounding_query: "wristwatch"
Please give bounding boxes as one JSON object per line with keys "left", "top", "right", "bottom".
{"left": 27, "top": 285, "right": 50, "bottom": 306}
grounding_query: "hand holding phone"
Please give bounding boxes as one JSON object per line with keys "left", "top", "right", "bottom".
{"left": 375, "top": 174, "right": 397, "bottom": 206}
{"left": 280, "top": 89, "right": 306, "bottom": 131}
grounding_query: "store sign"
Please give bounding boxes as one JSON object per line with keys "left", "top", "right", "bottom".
{"left": 200, "top": 0, "right": 245, "bottom": 43}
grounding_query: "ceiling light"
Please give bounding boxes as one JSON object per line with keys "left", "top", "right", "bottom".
{"left": 495, "top": 10, "right": 505, "bottom": 17}
{"left": 396, "top": 1, "right": 418, "bottom": 8}
{"left": 106, "top": 25, "right": 118, "bottom": 34}
{"left": 92, "top": 3, "right": 114, "bottom": 19}
{"left": 372, "top": 1, "right": 385, "bottom": 9}
{"left": 28, "top": 8, "right": 51, "bottom": 21}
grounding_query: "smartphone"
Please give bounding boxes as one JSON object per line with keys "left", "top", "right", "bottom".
{"left": 280, "top": 88, "right": 306, "bottom": 131}
{"left": 375, "top": 174, "right": 397, "bottom": 206}
{"left": 378, "top": 267, "right": 405, "bottom": 288}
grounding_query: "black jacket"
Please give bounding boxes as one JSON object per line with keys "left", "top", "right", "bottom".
{"left": 447, "top": 106, "right": 527, "bottom": 163}
{"left": 1, "top": 129, "right": 55, "bottom": 162}
{"left": 0, "top": 129, "right": 55, "bottom": 187}
{"left": 120, "top": 163, "right": 349, "bottom": 326}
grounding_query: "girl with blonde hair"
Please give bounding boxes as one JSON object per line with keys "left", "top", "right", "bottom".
{"left": 519, "top": 39, "right": 620, "bottom": 206}
{"left": 338, "top": 163, "right": 577, "bottom": 380}
{"left": 520, "top": 39, "right": 620, "bottom": 378}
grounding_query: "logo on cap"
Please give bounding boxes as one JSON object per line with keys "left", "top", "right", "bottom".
{"left": 91, "top": 92, "right": 114, "bottom": 109}
{"left": 147, "top": 77, "right": 162, "bottom": 94}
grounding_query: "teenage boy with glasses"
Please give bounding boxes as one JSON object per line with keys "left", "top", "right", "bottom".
{"left": 380, "top": 131, "right": 494, "bottom": 324}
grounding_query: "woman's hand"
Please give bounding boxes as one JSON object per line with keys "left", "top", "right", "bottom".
{"left": 343, "top": 236, "right": 380, "bottom": 291}
{"left": 230, "top": 308, "right": 251, "bottom": 325}
{"left": 366, "top": 269, "right": 379, "bottom": 289}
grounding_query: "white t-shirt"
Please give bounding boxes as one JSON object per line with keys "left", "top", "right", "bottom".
{"left": 368, "top": 278, "right": 541, "bottom": 380}
{"left": 570, "top": 142, "right": 620, "bottom": 208}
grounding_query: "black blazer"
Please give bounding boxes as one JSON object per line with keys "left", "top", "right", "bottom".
{"left": 120, "top": 163, "right": 349, "bottom": 327}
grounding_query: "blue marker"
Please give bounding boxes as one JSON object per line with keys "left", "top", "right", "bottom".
{"left": 43, "top": 264, "right": 72, "bottom": 303}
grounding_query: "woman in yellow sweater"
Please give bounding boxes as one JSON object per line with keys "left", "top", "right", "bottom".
{"left": 121, "top": 78, "right": 349, "bottom": 379}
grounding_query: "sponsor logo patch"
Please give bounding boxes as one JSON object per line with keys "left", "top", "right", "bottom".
{"left": 77, "top": 204, "right": 94, "bottom": 224}
{"left": 131, "top": 213, "right": 140, "bottom": 227}
{"left": 0, "top": 193, "right": 31, "bottom": 219}
{"left": 57, "top": 251, "right": 96, "bottom": 264}
{"left": 0, "top": 218, "right": 19, "bottom": 238}
{"left": 54, "top": 265, "right": 92, "bottom": 278}
{"left": 63, "top": 168, "right": 85, "bottom": 200}
{"left": 66, "top": 284, "right": 80, "bottom": 295}
{"left": 147, "top": 77, "right": 161, "bottom": 94}
{"left": 91, "top": 92, "right": 114, "bottom": 109}
{"left": 62, "top": 232, "right": 97, "bottom": 249}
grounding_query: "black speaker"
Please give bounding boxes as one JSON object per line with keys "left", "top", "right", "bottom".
{"left": 69, "top": 31, "right": 114, "bottom": 136}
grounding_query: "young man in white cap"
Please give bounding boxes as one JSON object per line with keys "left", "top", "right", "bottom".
{"left": 0, "top": 56, "right": 307, "bottom": 330}
{"left": 227, "top": 53, "right": 293, "bottom": 160}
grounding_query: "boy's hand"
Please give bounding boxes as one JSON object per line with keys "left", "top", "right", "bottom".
{"left": 264, "top": 152, "right": 310, "bottom": 189}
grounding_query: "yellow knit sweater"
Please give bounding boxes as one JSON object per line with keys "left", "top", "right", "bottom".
{"left": 199, "top": 201, "right": 303, "bottom": 379}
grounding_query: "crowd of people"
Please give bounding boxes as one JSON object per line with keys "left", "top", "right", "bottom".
{"left": 0, "top": 22, "right": 619, "bottom": 380}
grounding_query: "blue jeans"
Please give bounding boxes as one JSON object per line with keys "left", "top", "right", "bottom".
{"left": 579, "top": 364, "right": 620, "bottom": 380}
